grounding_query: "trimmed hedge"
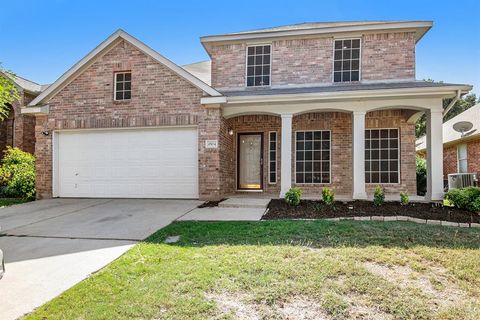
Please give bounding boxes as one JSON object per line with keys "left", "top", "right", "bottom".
{"left": 445, "top": 187, "right": 480, "bottom": 213}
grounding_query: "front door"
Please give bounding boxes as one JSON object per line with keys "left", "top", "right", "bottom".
{"left": 238, "top": 133, "right": 263, "bottom": 190}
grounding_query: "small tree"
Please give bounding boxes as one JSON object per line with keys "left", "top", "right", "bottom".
{"left": 0, "top": 65, "right": 20, "bottom": 121}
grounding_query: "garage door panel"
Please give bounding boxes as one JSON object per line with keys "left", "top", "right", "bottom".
{"left": 57, "top": 128, "right": 198, "bottom": 198}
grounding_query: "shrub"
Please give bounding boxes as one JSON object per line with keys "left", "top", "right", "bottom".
{"left": 373, "top": 185, "right": 385, "bottom": 206}
{"left": 416, "top": 155, "right": 427, "bottom": 196}
{"left": 400, "top": 192, "right": 409, "bottom": 205}
{"left": 445, "top": 187, "right": 480, "bottom": 212}
{"left": 0, "top": 147, "right": 36, "bottom": 199}
{"left": 285, "top": 187, "right": 302, "bottom": 206}
{"left": 322, "top": 187, "right": 335, "bottom": 206}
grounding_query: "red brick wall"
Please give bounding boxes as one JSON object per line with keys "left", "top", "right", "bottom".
{"left": 443, "top": 145, "right": 457, "bottom": 176}
{"left": 292, "top": 112, "right": 352, "bottom": 196}
{"left": 222, "top": 115, "right": 282, "bottom": 195}
{"left": 467, "top": 140, "right": 480, "bottom": 176}
{"left": 365, "top": 110, "right": 416, "bottom": 195}
{"left": 33, "top": 40, "right": 221, "bottom": 199}
{"left": 210, "top": 32, "right": 416, "bottom": 89}
{"left": 361, "top": 32, "right": 415, "bottom": 81}
{"left": 0, "top": 91, "right": 37, "bottom": 157}
{"left": 443, "top": 140, "right": 480, "bottom": 178}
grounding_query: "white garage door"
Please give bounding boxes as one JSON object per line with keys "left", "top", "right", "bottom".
{"left": 56, "top": 127, "right": 198, "bottom": 198}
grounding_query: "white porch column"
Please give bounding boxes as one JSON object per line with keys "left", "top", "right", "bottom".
{"left": 426, "top": 110, "right": 444, "bottom": 201}
{"left": 280, "top": 113, "right": 293, "bottom": 197}
{"left": 352, "top": 111, "right": 367, "bottom": 199}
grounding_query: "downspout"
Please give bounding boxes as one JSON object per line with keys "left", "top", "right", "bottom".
{"left": 443, "top": 89, "right": 461, "bottom": 117}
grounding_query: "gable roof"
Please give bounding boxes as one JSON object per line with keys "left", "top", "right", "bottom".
{"left": 29, "top": 29, "right": 221, "bottom": 107}
{"left": 201, "top": 20, "right": 432, "bottom": 53}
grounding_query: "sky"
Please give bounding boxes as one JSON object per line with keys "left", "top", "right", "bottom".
{"left": 1, "top": 0, "right": 479, "bottom": 95}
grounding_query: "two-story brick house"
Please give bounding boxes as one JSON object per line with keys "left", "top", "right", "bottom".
{"left": 22, "top": 21, "right": 472, "bottom": 201}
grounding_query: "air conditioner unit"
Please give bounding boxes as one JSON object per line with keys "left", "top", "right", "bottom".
{"left": 448, "top": 173, "right": 478, "bottom": 190}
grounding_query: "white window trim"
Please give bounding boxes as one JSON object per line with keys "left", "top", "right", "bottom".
{"left": 245, "top": 43, "right": 272, "bottom": 88}
{"left": 113, "top": 71, "right": 132, "bottom": 101}
{"left": 294, "top": 130, "right": 332, "bottom": 185}
{"left": 268, "top": 131, "right": 277, "bottom": 184}
{"left": 457, "top": 143, "right": 468, "bottom": 173}
{"left": 332, "top": 37, "right": 362, "bottom": 83}
{"left": 365, "top": 128, "right": 401, "bottom": 185}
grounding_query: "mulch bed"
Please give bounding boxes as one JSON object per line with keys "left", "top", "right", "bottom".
{"left": 198, "top": 198, "right": 226, "bottom": 208}
{"left": 264, "top": 199, "right": 480, "bottom": 224}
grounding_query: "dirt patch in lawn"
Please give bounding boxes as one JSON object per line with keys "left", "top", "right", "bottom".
{"left": 264, "top": 199, "right": 480, "bottom": 223}
{"left": 206, "top": 292, "right": 331, "bottom": 320}
{"left": 363, "top": 261, "right": 467, "bottom": 311}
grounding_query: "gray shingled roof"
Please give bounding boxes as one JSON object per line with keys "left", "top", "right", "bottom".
{"left": 182, "top": 61, "right": 211, "bottom": 85}
{"left": 220, "top": 81, "right": 471, "bottom": 97}
{"left": 221, "top": 20, "right": 410, "bottom": 36}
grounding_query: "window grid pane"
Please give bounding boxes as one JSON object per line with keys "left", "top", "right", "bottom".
{"left": 333, "top": 39, "right": 360, "bottom": 83}
{"left": 115, "top": 72, "right": 132, "bottom": 100}
{"left": 269, "top": 132, "right": 277, "bottom": 184}
{"left": 295, "top": 130, "right": 330, "bottom": 184}
{"left": 246, "top": 45, "right": 271, "bottom": 87}
{"left": 365, "top": 129, "right": 399, "bottom": 183}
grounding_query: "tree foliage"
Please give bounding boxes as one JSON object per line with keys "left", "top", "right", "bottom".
{"left": 0, "top": 64, "right": 20, "bottom": 121}
{"left": 415, "top": 92, "right": 478, "bottom": 139}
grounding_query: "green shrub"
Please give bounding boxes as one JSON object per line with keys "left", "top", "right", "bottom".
{"left": 373, "top": 185, "right": 385, "bottom": 206}
{"left": 416, "top": 155, "right": 427, "bottom": 196}
{"left": 445, "top": 187, "right": 480, "bottom": 212}
{"left": 322, "top": 187, "right": 335, "bottom": 206}
{"left": 400, "top": 192, "right": 409, "bottom": 205}
{"left": 0, "top": 147, "right": 36, "bottom": 199}
{"left": 285, "top": 187, "right": 302, "bottom": 206}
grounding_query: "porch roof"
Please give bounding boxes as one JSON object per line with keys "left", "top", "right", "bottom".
{"left": 220, "top": 81, "right": 471, "bottom": 98}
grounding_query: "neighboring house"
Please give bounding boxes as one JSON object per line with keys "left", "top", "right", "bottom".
{"left": 21, "top": 21, "right": 472, "bottom": 201}
{"left": 416, "top": 103, "right": 480, "bottom": 180}
{"left": 0, "top": 74, "right": 46, "bottom": 156}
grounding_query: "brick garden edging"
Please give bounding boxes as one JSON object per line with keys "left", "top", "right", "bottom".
{"left": 322, "top": 216, "right": 479, "bottom": 228}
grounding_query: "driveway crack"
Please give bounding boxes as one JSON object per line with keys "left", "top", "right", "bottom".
{"left": 0, "top": 233, "right": 140, "bottom": 242}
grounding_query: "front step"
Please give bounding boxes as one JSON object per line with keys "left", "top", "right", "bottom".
{"left": 219, "top": 198, "right": 270, "bottom": 209}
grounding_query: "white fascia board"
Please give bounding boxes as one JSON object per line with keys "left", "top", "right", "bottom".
{"left": 29, "top": 30, "right": 220, "bottom": 107}
{"left": 200, "top": 96, "right": 227, "bottom": 104}
{"left": 21, "top": 105, "right": 49, "bottom": 115}
{"left": 201, "top": 21, "right": 432, "bottom": 44}
{"left": 225, "top": 85, "right": 472, "bottom": 105}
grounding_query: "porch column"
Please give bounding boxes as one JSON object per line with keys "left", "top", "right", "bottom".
{"left": 352, "top": 111, "right": 367, "bottom": 199}
{"left": 280, "top": 113, "right": 293, "bottom": 197}
{"left": 426, "top": 109, "right": 444, "bottom": 201}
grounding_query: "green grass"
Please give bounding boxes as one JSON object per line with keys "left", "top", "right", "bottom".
{"left": 0, "top": 198, "right": 28, "bottom": 208}
{"left": 25, "top": 221, "right": 480, "bottom": 320}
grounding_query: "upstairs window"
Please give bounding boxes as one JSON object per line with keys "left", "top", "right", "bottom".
{"left": 246, "top": 45, "right": 271, "bottom": 87}
{"left": 114, "top": 72, "right": 131, "bottom": 100}
{"left": 333, "top": 39, "right": 360, "bottom": 83}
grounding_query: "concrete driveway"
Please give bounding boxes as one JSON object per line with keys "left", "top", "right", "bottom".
{"left": 0, "top": 198, "right": 200, "bottom": 320}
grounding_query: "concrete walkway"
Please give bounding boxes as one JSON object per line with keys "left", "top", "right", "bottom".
{"left": 0, "top": 198, "right": 200, "bottom": 320}
{"left": 179, "top": 198, "right": 269, "bottom": 221}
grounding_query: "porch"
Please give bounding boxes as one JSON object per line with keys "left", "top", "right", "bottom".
{"left": 218, "top": 109, "right": 435, "bottom": 201}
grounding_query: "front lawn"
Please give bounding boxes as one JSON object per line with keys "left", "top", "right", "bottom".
{"left": 25, "top": 221, "right": 480, "bottom": 320}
